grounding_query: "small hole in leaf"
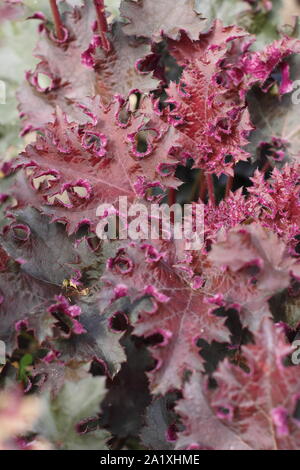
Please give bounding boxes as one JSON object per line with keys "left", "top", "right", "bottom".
{"left": 141, "top": 296, "right": 157, "bottom": 314}
{"left": 75, "top": 223, "right": 90, "bottom": 239}
{"left": 17, "top": 329, "right": 35, "bottom": 350}
{"left": 76, "top": 417, "right": 98, "bottom": 434}
{"left": 207, "top": 376, "right": 218, "bottom": 389}
{"left": 117, "top": 260, "right": 130, "bottom": 272}
{"left": 85, "top": 134, "right": 98, "bottom": 145}
{"left": 206, "top": 239, "right": 212, "bottom": 252}
{"left": 144, "top": 332, "right": 164, "bottom": 346}
{"left": 118, "top": 107, "right": 131, "bottom": 126}
{"left": 145, "top": 357, "right": 159, "bottom": 372}
{"left": 113, "top": 255, "right": 133, "bottom": 274}
{"left": 37, "top": 73, "right": 52, "bottom": 91}
{"left": 158, "top": 163, "right": 175, "bottom": 176}
{"left": 87, "top": 236, "right": 102, "bottom": 252}
{"left": 135, "top": 132, "right": 149, "bottom": 154}
{"left": 82, "top": 132, "right": 107, "bottom": 157}
{"left": 294, "top": 235, "right": 300, "bottom": 254}
{"left": 218, "top": 406, "right": 231, "bottom": 417}
{"left": 47, "top": 191, "right": 71, "bottom": 206}
{"left": 179, "top": 81, "right": 187, "bottom": 95}
{"left": 129, "top": 93, "right": 140, "bottom": 112}
{"left": 224, "top": 154, "right": 233, "bottom": 164}
{"left": 73, "top": 186, "right": 88, "bottom": 198}
{"left": 215, "top": 74, "right": 223, "bottom": 85}
{"left": 109, "top": 311, "right": 128, "bottom": 332}
{"left": 90, "top": 359, "right": 107, "bottom": 376}
{"left": 12, "top": 224, "right": 30, "bottom": 242}
{"left": 51, "top": 311, "right": 71, "bottom": 335}
{"left": 33, "top": 174, "right": 57, "bottom": 190}
{"left": 172, "top": 115, "right": 182, "bottom": 123}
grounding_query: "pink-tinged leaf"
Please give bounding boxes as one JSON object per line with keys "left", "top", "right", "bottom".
{"left": 247, "top": 83, "right": 300, "bottom": 165}
{"left": 1, "top": 208, "right": 93, "bottom": 285}
{"left": 166, "top": 73, "right": 252, "bottom": 175}
{"left": 81, "top": 22, "right": 158, "bottom": 99}
{"left": 0, "top": 208, "right": 125, "bottom": 373}
{"left": 208, "top": 223, "right": 300, "bottom": 331}
{"left": 241, "top": 37, "right": 300, "bottom": 90}
{"left": 167, "top": 20, "right": 247, "bottom": 67}
{"left": 0, "top": 254, "right": 59, "bottom": 353}
{"left": 162, "top": 27, "right": 300, "bottom": 175}
{"left": 165, "top": 23, "right": 253, "bottom": 175}
{"left": 140, "top": 395, "right": 177, "bottom": 450}
{"left": 3, "top": 0, "right": 300, "bottom": 450}
{"left": 48, "top": 294, "right": 128, "bottom": 377}
{"left": 99, "top": 335, "right": 152, "bottom": 439}
{"left": 204, "top": 187, "right": 259, "bottom": 241}
{"left": 17, "top": 3, "right": 158, "bottom": 133}
{"left": 13, "top": 97, "right": 182, "bottom": 234}
{"left": 175, "top": 372, "right": 250, "bottom": 450}
{"left": 120, "top": 0, "right": 207, "bottom": 42}
{"left": 0, "top": 256, "right": 126, "bottom": 374}
{"left": 32, "top": 360, "right": 91, "bottom": 398}
{"left": 103, "top": 241, "right": 230, "bottom": 394}
{"left": 0, "top": 206, "right": 112, "bottom": 295}
{"left": 214, "top": 35, "right": 300, "bottom": 99}
{"left": 48, "top": 295, "right": 86, "bottom": 336}
{"left": 248, "top": 165, "right": 300, "bottom": 253}
{"left": 0, "top": 1, "right": 24, "bottom": 23}
{"left": 210, "top": 318, "right": 300, "bottom": 450}
{"left": 17, "top": 2, "right": 96, "bottom": 133}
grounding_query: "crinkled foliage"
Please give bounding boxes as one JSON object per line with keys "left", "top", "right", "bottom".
{"left": 14, "top": 96, "right": 183, "bottom": 234}
{"left": 1, "top": 0, "right": 300, "bottom": 452}
{"left": 18, "top": 1, "right": 158, "bottom": 134}
{"left": 120, "top": 0, "right": 207, "bottom": 42}
{"left": 103, "top": 241, "right": 231, "bottom": 393}
{"left": 210, "top": 318, "right": 300, "bottom": 450}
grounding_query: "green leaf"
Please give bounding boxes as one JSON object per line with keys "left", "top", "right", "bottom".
{"left": 35, "top": 376, "right": 110, "bottom": 450}
{"left": 194, "top": 0, "right": 283, "bottom": 48}
{"left": 18, "top": 353, "right": 33, "bottom": 382}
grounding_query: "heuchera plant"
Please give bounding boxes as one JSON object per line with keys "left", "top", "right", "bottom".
{"left": 1, "top": 0, "right": 300, "bottom": 450}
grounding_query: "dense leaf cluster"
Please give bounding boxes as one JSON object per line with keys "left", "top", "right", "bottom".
{"left": 1, "top": 0, "right": 300, "bottom": 450}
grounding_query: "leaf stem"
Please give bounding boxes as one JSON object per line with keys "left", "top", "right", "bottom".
{"left": 225, "top": 175, "right": 233, "bottom": 198}
{"left": 261, "top": 160, "right": 271, "bottom": 173}
{"left": 93, "top": 0, "right": 110, "bottom": 52}
{"left": 168, "top": 188, "right": 176, "bottom": 224}
{"left": 49, "top": 0, "right": 64, "bottom": 41}
{"left": 199, "top": 170, "right": 207, "bottom": 202}
{"left": 206, "top": 173, "right": 215, "bottom": 206}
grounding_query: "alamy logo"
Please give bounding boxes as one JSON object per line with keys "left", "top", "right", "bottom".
{"left": 96, "top": 197, "right": 204, "bottom": 250}
{"left": 0, "top": 340, "right": 5, "bottom": 365}
{"left": 292, "top": 339, "right": 300, "bottom": 365}
{"left": 291, "top": 80, "right": 300, "bottom": 105}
